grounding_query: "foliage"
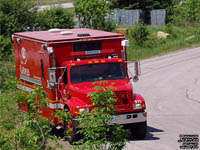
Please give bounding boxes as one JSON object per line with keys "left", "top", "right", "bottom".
{"left": 0, "top": 0, "right": 37, "bottom": 37}
{"left": 53, "top": 109, "right": 73, "bottom": 139}
{"left": 0, "top": 61, "right": 16, "bottom": 90}
{"left": 73, "top": 85, "right": 128, "bottom": 150}
{"left": 35, "top": 6, "right": 75, "bottom": 30}
{"left": 0, "top": 87, "right": 60, "bottom": 150}
{"left": 0, "top": 0, "right": 75, "bottom": 37}
{"left": 14, "top": 88, "right": 55, "bottom": 150}
{"left": 127, "top": 24, "right": 200, "bottom": 61}
{"left": 74, "top": 0, "right": 115, "bottom": 31}
{"left": 110, "top": 0, "right": 172, "bottom": 10}
{"left": 0, "top": 134, "right": 13, "bottom": 150}
{"left": 169, "top": 0, "right": 200, "bottom": 25}
{"left": 0, "top": 35, "right": 13, "bottom": 60}
{"left": 130, "top": 22, "right": 150, "bottom": 46}
{"left": 164, "top": 23, "right": 177, "bottom": 39}
{"left": 0, "top": 0, "right": 75, "bottom": 59}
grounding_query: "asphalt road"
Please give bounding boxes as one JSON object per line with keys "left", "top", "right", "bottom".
{"left": 127, "top": 47, "right": 200, "bottom": 150}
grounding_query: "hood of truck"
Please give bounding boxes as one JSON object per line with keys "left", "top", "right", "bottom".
{"left": 69, "top": 79, "right": 134, "bottom": 113}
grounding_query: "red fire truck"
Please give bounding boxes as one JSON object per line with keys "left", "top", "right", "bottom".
{"left": 13, "top": 28, "right": 147, "bottom": 143}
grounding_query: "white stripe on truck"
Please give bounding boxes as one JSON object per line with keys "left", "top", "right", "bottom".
{"left": 17, "top": 84, "right": 34, "bottom": 92}
{"left": 47, "top": 103, "right": 64, "bottom": 109}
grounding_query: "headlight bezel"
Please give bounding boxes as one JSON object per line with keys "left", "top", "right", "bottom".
{"left": 133, "top": 103, "right": 143, "bottom": 110}
{"left": 78, "top": 107, "right": 89, "bottom": 114}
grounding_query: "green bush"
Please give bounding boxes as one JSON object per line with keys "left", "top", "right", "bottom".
{"left": 164, "top": 23, "right": 177, "bottom": 39}
{"left": 0, "top": 36, "right": 13, "bottom": 60}
{"left": 0, "top": 0, "right": 36, "bottom": 59}
{"left": 143, "top": 35, "right": 159, "bottom": 48}
{"left": 35, "top": 7, "right": 75, "bottom": 30}
{"left": 0, "top": 0, "right": 37, "bottom": 37}
{"left": 130, "top": 22, "right": 150, "bottom": 46}
{"left": 0, "top": 0, "right": 75, "bottom": 36}
{"left": 169, "top": 0, "right": 200, "bottom": 25}
{"left": 0, "top": 134, "right": 12, "bottom": 150}
{"left": 99, "top": 20, "right": 116, "bottom": 32}
{"left": 74, "top": 0, "right": 115, "bottom": 31}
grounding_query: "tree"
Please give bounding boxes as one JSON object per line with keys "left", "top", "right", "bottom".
{"left": 0, "top": 0, "right": 37, "bottom": 37}
{"left": 0, "top": 0, "right": 75, "bottom": 60}
{"left": 35, "top": 6, "right": 75, "bottom": 30}
{"left": 0, "top": 0, "right": 75, "bottom": 37}
{"left": 110, "top": 0, "right": 172, "bottom": 10}
{"left": 169, "top": 0, "right": 200, "bottom": 25}
{"left": 74, "top": 0, "right": 115, "bottom": 31}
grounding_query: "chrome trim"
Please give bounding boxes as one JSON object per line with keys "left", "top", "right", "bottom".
{"left": 20, "top": 75, "right": 42, "bottom": 86}
{"left": 72, "top": 112, "right": 147, "bottom": 128}
{"left": 111, "top": 112, "right": 147, "bottom": 125}
{"left": 85, "top": 50, "right": 100, "bottom": 55}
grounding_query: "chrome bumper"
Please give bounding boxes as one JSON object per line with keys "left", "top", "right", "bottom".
{"left": 72, "top": 112, "right": 147, "bottom": 128}
{"left": 110, "top": 112, "right": 147, "bottom": 125}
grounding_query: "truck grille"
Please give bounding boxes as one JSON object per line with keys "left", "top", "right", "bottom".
{"left": 114, "top": 91, "right": 129, "bottom": 105}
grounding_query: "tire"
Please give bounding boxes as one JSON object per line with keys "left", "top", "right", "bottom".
{"left": 63, "top": 107, "right": 80, "bottom": 144}
{"left": 130, "top": 121, "right": 147, "bottom": 140}
{"left": 66, "top": 119, "right": 79, "bottom": 144}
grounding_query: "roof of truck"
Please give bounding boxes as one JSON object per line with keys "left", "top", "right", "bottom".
{"left": 13, "top": 28, "right": 124, "bottom": 43}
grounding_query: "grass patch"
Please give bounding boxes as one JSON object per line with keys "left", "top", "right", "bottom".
{"left": 126, "top": 24, "right": 200, "bottom": 61}
{"left": 66, "top": 7, "right": 74, "bottom": 13}
{"left": 0, "top": 60, "right": 17, "bottom": 140}
{"left": 32, "top": 0, "right": 73, "bottom": 5}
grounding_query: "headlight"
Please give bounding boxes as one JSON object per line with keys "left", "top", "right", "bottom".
{"left": 133, "top": 103, "right": 142, "bottom": 110}
{"left": 78, "top": 108, "right": 89, "bottom": 113}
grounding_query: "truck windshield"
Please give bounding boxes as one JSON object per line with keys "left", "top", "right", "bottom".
{"left": 70, "top": 63, "right": 127, "bottom": 83}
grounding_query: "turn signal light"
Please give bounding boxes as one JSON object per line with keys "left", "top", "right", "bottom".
{"left": 142, "top": 103, "right": 146, "bottom": 109}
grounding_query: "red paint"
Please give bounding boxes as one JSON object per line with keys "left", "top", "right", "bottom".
{"left": 13, "top": 28, "right": 146, "bottom": 125}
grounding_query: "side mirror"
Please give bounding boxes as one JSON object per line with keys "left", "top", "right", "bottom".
{"left": 133, "top": 61, "right": 141, "bottom": 82}
{"left": 133, "top": 76, "right": 139, "bottom": 82}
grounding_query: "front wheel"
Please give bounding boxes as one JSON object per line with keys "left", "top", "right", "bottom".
{"left": 63, "top": 107, "right": 80, "bottom": 144}
{"left": 66, "top": 119, "right": 79, "bottom": 144}
{"left": 130, "top": 121, "right": 147, "bottom": 139}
